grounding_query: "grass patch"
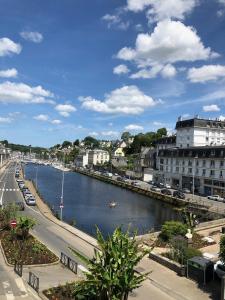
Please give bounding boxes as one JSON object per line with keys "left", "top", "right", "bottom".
{"left": 0, "top": 230, "right": 58, "bottom": 265}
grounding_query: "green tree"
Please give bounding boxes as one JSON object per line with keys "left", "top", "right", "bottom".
{"left": 159, "top": 221, "right": 188, "bottom": 242}
{"left": 17, "top": 216, "right": 36, "bottom": 240}
{"left": 83, "top": 136, "right": 99, "bottom": 149}
{"left": 73, "top": 139, "right": 80, "bottom": 146}
{"left": 121, "top": 132, "right": 131, "bottom": 142}
{"left": 71, "top": 227, "right": 149, "bottom": 300}
{"left": 156, "top": 128, "right": 167, "bottom": 138}
{"left": 62, "top": 140, "right": 72, "bottom": 148}
{"left": 219, "top": 235, "right": 225, "bottom": 265}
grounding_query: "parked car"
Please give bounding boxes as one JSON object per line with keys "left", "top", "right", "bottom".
{"left": 16, "top": 179, "right": 24, "bottom": 184}
{"left": 214, "top": 261, "right": 225, "bottom": 278}
{"left": 15, "top": 201, "right": 25, "bottom": 211}
{"left": 173, "top": 190, "right": 185, "bottom": 199}
{"left": 165, "top": 184, "right": 171, "bottom": 189}
{"left": 207, "top": 195, "right": 224, "bottom": 202}
{"left": 151, "top": 186, "right": 161, "bottom": 192}
{"left": 182, "top": 188, "right": 191, "bottom": 194}
{"left": 161, "top": 188, "right": 172, "bottom": 196}
{"left": 131, "top": 181, "right": 141, "bottom": 187}
{"left": 24, "top": 194, "right": 33, "bottom": 200}
{"left": 25, "top": 197, "right": 36, "bottom": 206}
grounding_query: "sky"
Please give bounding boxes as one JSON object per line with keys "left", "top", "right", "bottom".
{"left": 0, "top": 0, "right": 225, "bottom": 147}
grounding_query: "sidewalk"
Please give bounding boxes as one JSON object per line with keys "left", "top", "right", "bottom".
{"left": 137, "top": 256, "right": 220, "bottom": 300}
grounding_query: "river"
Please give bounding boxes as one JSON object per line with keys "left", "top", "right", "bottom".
{"left": 24, "top": 163, "right": 179, "bottom": 237}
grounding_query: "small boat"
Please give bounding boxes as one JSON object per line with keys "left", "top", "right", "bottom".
{"left": 109, "top": 201, "right": 117, "bottom": 208}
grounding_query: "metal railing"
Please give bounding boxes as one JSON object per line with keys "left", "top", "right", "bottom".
{"left": 14, "top": 261, "right": 23, "bottom": 277}
{"left": 60, "top": 252, "right": 78, "bottom": 274}
{"left": 28, "top": 272, "right": 39, "bottom": 293}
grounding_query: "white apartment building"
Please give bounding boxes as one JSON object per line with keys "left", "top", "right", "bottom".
{"left": 154, "top": 117, "right": 225, "bottom": 197}
{"left": 176, "top": 117, "right": 225, "bottom": 148}
{"left": 88, "top": 150, "right": 109, "bottom": 166}
{"left": 155, "top": 146, "right": 225, "bottom": 197}
{"left": 74, "top": 151, "right": 89, "bottom": 167}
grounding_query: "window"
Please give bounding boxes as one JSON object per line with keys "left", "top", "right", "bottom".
{"left": 196, "top": 169, "right": 199, "bottom": 175}
{"left": 196, "top": 160, "right": 199, "bottom": 166}
{"left": 210, "top": 170, "right": 215, "bottom": 176}
{"left": 210, "top": 160, "right": 215, "bottom": 167}
{"left": 221, "top": 161, "right": 224, "bottom": 167}
{"left": 220, "top": 170, "right": 223, "bottom": 178}
{"left": 206, "top": 137, "right": 209, "bottom": 142}
{"left": 182, "top": 167, "right": 185, "bottom": 173}
{"left": 160, "top": 166, "right": 163, "bottom": 171}
{"left": 202, "top": 169, "right": 206, "bottom": 176}
{"left": 187, "top": 144, "right": 189, "bottom": 147}
{"left": 160, "top": 159, "right": 164, "bottom": 164}
{"left": 188, "top": 168, "right": 192, "bottom": 174}
{"left": 188, "top": 160, "right": 192, "bottom": 166}
{"left": 202, "top": 160, "right": 206, "bottom": 167}
{"left": 176, "top": 167, "right": 179, "bottom": 172}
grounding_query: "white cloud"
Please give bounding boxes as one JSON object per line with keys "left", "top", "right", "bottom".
{"left": 89, "top": 131, "right": 99, "bottom": 137}
{"left": 146, "top": 0, "right": 198, "bottom": 22}
{"left": 101, "top": 130, "right": 119, "bottom": 137}
{"left": 113, "top": 64, "right": 130, "bottom": 75}
{"left": 161, "top": 64, "right": 177, "bottom": 78}
{"left": 153, "top": 121, "right": 163, "bottom": 126}
{"left": 0, "top": 68, "right": 18, "bottom": 78}
{"left": 219, "top": 115, "right": 225, "bottom": 121}
{"left": 55, "top": 104, "right": 76, "bottom": 117}
{"left": 0, "top": 117, "right": 12, "bottom": 123}
{"left": 218, "top": 0, "right": 225, "bottom": 5}
{"left": 127, "top": 0, "right": 198, "bottom": 22}
{"left": 125, "top": 124, "right": 143, "bottom": 131}
{"left": 117, "top": 20, "right": 218, "bottom": 68}
{"left": 130, "top": 64, "right": 176, "bottom": 79}
{"left": 127, "top": 0, "right": 152, "bottom": 12}
{"left": 51, "top": 119, "right": 62, "bottom": 125}
{"left": 20, "top": 31, "right": 43, "bottom": 43}
{"left": 188, "top": 65, "right": 225, "bottom": 83}
{"left": 203, "top": 104, "right": 220, "bottom": 112}
{"left": 102, "top": 14, "right": 130, "bottom": 30}
{"left": 80, "top": 85, "right": 158, "bottom": 115}
{"left": 0, "top": 38, "right": 21, "bottom": 56}
{"left": 0, "top": 81, "right": 54, "bottom": 104}
{"left": 33, "top": 114, "right": 49, "bottom": 121}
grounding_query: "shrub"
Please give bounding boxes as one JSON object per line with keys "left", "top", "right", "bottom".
{"left": 219, "top": 235, "right": 225, "bottom": 265}
{"left": 160, "top": 221, "right": 188, "bottom": 242}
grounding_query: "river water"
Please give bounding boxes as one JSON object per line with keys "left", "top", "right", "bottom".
{"left": 24, "top": 164, "right": 179, "bottom": 237}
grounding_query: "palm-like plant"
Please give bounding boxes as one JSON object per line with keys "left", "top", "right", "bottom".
{"left": 70, "top": 227, "right": 149, "bottom": 300}
{"left": 17, "top": 216, "right": 36, "bottom": 240}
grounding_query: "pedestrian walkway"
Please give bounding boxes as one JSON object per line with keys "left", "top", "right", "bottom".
{"left": 137, "top": 256, "right": 220, "bottom": 300}
{"left": 0, "top": 250, "right": 39, "bottom": 300}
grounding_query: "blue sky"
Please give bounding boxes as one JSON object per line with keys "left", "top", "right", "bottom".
{"left": 0, "top": 0, "right": 225, "bottom": 147}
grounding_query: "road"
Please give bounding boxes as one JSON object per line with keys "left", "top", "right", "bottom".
{"left": 0, "top": 162, "right": 192, "bottom": 299}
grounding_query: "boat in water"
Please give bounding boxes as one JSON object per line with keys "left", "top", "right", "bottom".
{"left": 109, "top": 201, "right": 117, "bottom": 208}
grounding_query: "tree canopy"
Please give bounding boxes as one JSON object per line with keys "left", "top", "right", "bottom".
{"left": 83, "top": 136, "right": 99, "bottom": 149}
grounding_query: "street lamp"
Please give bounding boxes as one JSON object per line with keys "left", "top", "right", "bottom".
{"left": 60, "top": 153, "right": 65, "bottom": 221}
{"left": 35, "top": 165, "right": 38, "bottom": 189}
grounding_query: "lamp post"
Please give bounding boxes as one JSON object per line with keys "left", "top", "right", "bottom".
{"left": 35, "top": 165, "right": 38, "bottom": 189}
{"left": 60, "top": 153, "right": 65, "bottom": 221}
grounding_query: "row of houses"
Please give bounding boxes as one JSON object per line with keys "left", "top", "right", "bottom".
{"left": 74, "top": 116, "right": 225, "bottom": 197}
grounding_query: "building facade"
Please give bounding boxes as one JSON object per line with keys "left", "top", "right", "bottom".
{"left": 176, "top": 117, "right": 225, "bottom": 148}
{"left": 88, "top": 150, "right": 109, "bottom": 166}
{"left": 154, "top": 117, "right": 225, "bottom": 197}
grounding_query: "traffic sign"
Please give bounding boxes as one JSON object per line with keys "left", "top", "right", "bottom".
{"left": 10, "top": 219, "right": 17, "bottom": 228}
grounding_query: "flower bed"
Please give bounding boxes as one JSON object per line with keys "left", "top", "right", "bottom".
{"left": 43, "top": 283, "right": 76, "bottom": 300}
{"left": 0, "top": 230, "right": 58, "bottom": 265}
